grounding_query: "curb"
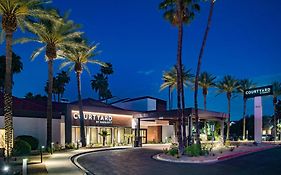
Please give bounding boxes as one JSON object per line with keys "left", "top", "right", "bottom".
{"left": 71, "top": 147, "right": 129, "bottom": 175}
{"left": 217, "top": 146, "right": 277, "bottom": 161}
{"left": 153, "top": 146, "right": 278, "bottom": 164}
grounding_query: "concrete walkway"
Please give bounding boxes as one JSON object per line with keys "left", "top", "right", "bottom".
{"left": 45, "top": 146, "right": 131, "bottom": 175}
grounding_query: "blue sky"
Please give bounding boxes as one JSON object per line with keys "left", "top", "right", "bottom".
{"left": 2, "top": 0, "right": 281, "bottom": 120}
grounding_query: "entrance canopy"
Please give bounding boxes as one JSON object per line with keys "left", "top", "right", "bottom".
{"left": 133, "top": 108, "right": 228, "bottom": 122}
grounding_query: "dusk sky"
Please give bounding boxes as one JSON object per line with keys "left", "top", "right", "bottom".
{"left": 1, "top": 0, "right": 280, "bottom": 120}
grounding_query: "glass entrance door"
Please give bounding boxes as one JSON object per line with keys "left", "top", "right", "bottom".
{"left": 140, "top": 129, "right": 147, "bottom": 144}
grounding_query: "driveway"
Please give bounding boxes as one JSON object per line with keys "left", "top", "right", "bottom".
{"left": 77, "top": 145, "right": 281, "bottom": 175}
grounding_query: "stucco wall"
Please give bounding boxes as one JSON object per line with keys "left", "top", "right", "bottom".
{"left": 0, "top": 116, "right": 64, "bottom": 147}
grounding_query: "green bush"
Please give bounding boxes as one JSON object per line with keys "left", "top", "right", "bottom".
{"left": 16, "top": 135, "right": 39, "bottom": 150}
{"left": 168, "top": 147, "right": 178, "bottom": 156}
{"left": 185, "top": 144, "right": 202, "bottom": 157}
{"left": 12, "top": 139, "right": 31, "bottom": 156}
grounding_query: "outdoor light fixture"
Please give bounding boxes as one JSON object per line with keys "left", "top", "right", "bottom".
{"left": 41, "top": 146, "right": 45, "bottom": 163}
{"left": 51, "top": 142, "right": 54, "bottom": 155}
{"left": 22, "top": 158, "right": 28, "bottom": 175}
{"left": 3, "top": 165, "right": 9, "bottom": 172}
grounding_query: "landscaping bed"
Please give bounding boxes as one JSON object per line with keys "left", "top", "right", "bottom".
{"left": 154, "top": 142, "right": 278, "bottom": 163}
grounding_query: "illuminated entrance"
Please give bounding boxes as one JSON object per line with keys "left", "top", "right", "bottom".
{"left": 244, "top": 85, "right": 273, "bottom": 143}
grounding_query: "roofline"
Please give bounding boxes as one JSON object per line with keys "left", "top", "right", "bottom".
{"left": 121, "top": 96, "right": 166, "bottom": 103}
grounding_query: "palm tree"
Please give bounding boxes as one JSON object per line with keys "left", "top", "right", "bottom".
{"left": 272, "top": 81, "right": 281, "bottom": 141}
{"left": 99, "top": 130, "right": 110, "bottom": 146}
{"left": 160, "top": 65, "right": 194, "bottom": 110}
{"left": 198, "top": 72, "right": 216, "bottom": 139}
{"left": 16, "top": 14, "right": 83, "bottom": 148}
{"left": 0, "top": 0, "right": 53, "bottom": 157}
{"left": 59, "top": 43, "right": 106, "bottom": 147}
{"left": 198, "top": 72, "right": 216, "bottom": 110}
{"left": 216, "top": 75, "right": 239, "bottom": 140}
{"left": 194, "top": 0, "right": 216, "bottom": 145}
{"left": 0, "top": 52, "right": 23, "bottom": 92}
{"left": 91, "top": 73, "right": 109, "bottom": 100}
{"left": 237, "top": 79, "right": 255, "bottom": 140}
{"left": 56, "top": 71, "right": 70, "bottom": 102}
{"left": 159, "top": 0, "right": 200, "bottom": 154}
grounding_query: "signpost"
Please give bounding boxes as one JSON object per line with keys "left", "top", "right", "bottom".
{"left": 244, "top": 85, "right": 273, "bottom": 143}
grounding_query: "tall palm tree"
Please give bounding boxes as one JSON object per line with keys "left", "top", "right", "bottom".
{"left": 198, "top": 72, "right": 216, "bottom": 139}
{"left": 0, "top": 0, "right": 53, "bottom": 157}
{"left": 16, "top": 14, "right": 83, "bottom": 148}
{"left": 272, "top": 81, "right": 281, "bottom": 141}
{"left": 159, "top": 0, "right": 199, "bottom": 154}
{"left": 194, "top": 0, "right": 216, "bottom": 145}
{"left": 160, "top": 65, "right": 194, "bottom": 110}
{"left": 237, "top": 79, "right": 255, "bottom": 140}
{"left": 59, "top": 43, "right": 106, "bottom": 147}
{"left": 216, "top": 75, "right": 239, "bottom": 140}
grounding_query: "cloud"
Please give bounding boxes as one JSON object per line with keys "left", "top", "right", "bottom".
{"left": 137, "top": 69, "right": 155, "bottom": 76}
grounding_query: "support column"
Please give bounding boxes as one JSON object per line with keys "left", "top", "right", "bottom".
{"left": 254, "top": 96, "right": 262, "bottom": 143}
{"left": 220, "top": 120, "right": 225, "bottom": 143}
{"left": 137, "top": 118, "right": 141, "bottom": 147}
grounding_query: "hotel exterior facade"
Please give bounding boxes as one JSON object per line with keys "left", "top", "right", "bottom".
{"left": 0, "top": 95, "right": 228, "bottom": 148}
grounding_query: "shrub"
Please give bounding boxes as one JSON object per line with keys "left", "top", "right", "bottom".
{"left": 65, "top": 143, "right": 75, "bottom": 149}
{"left": 185, "top": 144, "right": 202, "bottom": 157}
{"left": 168, "top": 147, "right": 178, "bottom": 156}
{"left": 16, "top": 135, "right": 39, "bottom": 150}
{"left": 225, "top": 140, "right": 231, "bottom": 147}
{"left": 12, "top": 139, "right": 31, "bottom": 156}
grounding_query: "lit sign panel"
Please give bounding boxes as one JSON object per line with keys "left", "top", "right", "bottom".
{"left": 71, "top": 110, "right": 133, "bottom": 127}
{"left": 72, "top": 111, "right": 112, "bottom": 125}
{"left": 244, "top": 85, "right": 273, "bottom": 98}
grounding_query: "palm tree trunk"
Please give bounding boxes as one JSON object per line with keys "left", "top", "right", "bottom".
{"left": 176, "top": 0, "right": 184, "bottom": 156}
{"left": 4, "top": 31, "right": 13, "bottom": 159}
{"left": 242, "top": 98, "right": 247, "bottom": 140}
{"left": 168, "top": 86, "right": 171, "bottom": 110}
{"left": 181, "top": 74, "right": 187, "bottom": 147}
{"left": 194, "top": 0, "right": 215, "bottom": 146}
{"left": 46, "top": 59, "right": 53, "bottom": 148}
{"left": 203, "top": 91, "right": 207, "bottom": 111}
{"left": 76, "top": 72, "right": 86, "bottom": 147}
{"left": 226, "top": 93, "right": 231, "bottom": 140}
{"left": 274, "top": 97, "right": 277, "bottom": 141}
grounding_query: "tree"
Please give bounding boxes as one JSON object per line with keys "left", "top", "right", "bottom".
{"left": 193, "top": 0, "right": 216, "bottom": 146}
{"left": 56, "top": 71, "right": 70, "bottom": 102}
{"left": 159, "top": 0, "right": 200, "bottom": 154}
{"left": 216, "top": 75, "right": 239, "bottom": 140}
{"left": 198, "top": 72, "right": 216, "bottom": 139}
{"left": 44, "top": 71, "right": 70, "bottom": 102}
{"left": 198, "top": 72, "right": 216, "bottom": 110}
{"left": 91, "top": 63, "right": 114, "bottom": 100}
{"left": 24, "top": 92, "right": 47, "bottom": 100}
{"left": 101, "top": 63, "right": 113, "bottom": 76}
{"left": 16, "top": 13, "right": 83, "bottom": 148}
{"left": 160, "top": 65, "right": 194, "bottom": 110}
{"left": 0, "top": 52, "right": 23, "bottom": 92}
{"left": 237, "top": 79, "right": 255, "bottom": 140}
{"left": 99, "top": 130, "right": 110, "bottom": 146}
{"left": 59, "top": 43, "right": 106, "bottom": 147}
{"left": 0, "top": 0, "right": 53, "bottom": 158}
{"left": 272, "top": 81, "right": 281, "bottom": 141}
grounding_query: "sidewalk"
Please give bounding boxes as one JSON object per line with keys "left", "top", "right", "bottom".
{"left": 45, "top": 146, "right": 131, "bottom": 175}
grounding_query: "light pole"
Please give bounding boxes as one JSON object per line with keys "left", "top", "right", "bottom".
{"left": 51, "top": 142, "right": 54, "bottom": 155}
{"left": 41, "top": 146, "right": 45, "bottom": 163}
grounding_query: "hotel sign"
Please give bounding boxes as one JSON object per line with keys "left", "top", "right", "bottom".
{"left": 71, "top": 110, "right": 132, "bottom": 127}
{"left": 244, "top": 85, "right": 273, "bottom": 98}
{"left": 72, "top": 111, "right": 112, "bottom": 125}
